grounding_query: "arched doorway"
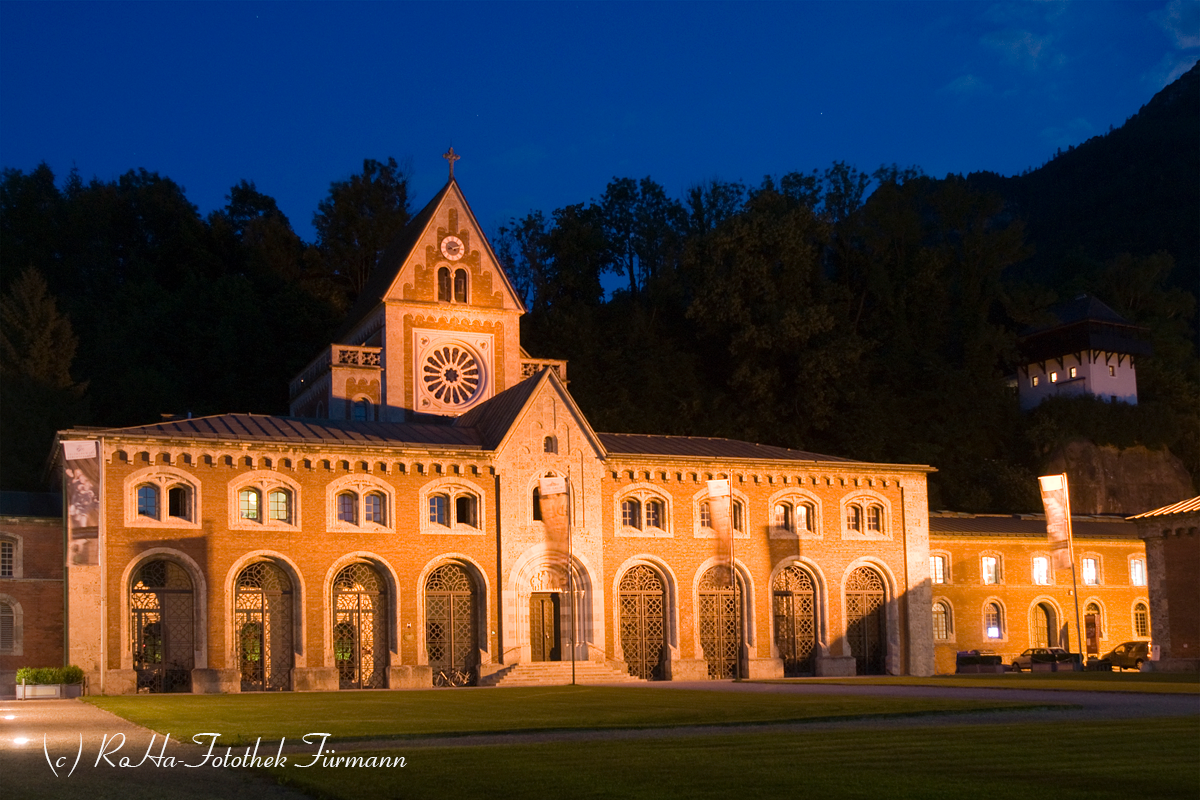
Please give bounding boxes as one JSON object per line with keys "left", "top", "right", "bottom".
{"left": 619, "top": 565, "right": 666, "bottom": 680}
{"left": 425, "top": 563, "right": 478, "bottom": 686}
{"left": 845, "top": 566, "right": 887, "bottom": 675}
{"left": 773, "top": 565, "right": 817, "bottom": 676}
{"left": 699, "top": 565, "right": 743, "bottom": 679}
{"left": 130, "top": 560, "right": 194, "bottom": 693}
{"left": 1032, "top": 602, "right": 1058, "bottom": 648}
{"left": 1084, "top": 602, "right": 1102, "bottom": 657}
{"left": 235, "top": 562, "right": 294, "bottom": 691}
{"left": 333, "top": 563, "right": 388, "bottom": 689}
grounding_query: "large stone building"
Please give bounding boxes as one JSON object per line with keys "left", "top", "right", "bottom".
{"left": 53, "top": 169, "right": 940, "bottom": 693}
{"left": 0, "top": 492, "right": 65, "bottom": 695}
{"left": 1129, "top": 496, "right": 1199, "bottom": 670}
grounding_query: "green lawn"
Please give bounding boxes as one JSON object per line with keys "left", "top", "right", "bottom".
{"left": 756, "top": 671, "right": 1200, "bottom": 693}
{"left": 270, "top": 716, "right": 1200, "bottom": 800}
{"left": 85, "top": 686, "right": 1040, "bottom": 744}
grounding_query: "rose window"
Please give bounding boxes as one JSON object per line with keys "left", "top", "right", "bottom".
{"left": 422, "top": 345, "right": 481, "bottom": 406}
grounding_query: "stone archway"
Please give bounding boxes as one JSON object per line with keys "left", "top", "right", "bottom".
{"left": 235, "top": 561, "right": 294, "bottom": 692}
{"left": 619, "top": 565, "right": 667, "bottom": 680}
{"left": 845, "top": 566, "right": 887, "bottom": 675}
{"left": 425, "top": 563, "right": 479, "bottom": 686}
{"left": 698, "top": 565, "right": 744, "bottom": 679}
{"left": 773, "top": 565, "right": 817, "bottom": 676}
{"left": 130, "top": 560, "right": 195, "bottom": 693}
{"left": 333, "top": 563, "right": 388, "bottom": 689}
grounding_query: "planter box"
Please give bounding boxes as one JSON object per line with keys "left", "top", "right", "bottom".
{"left": 16, "top": 683, "right": 83, "bottom": 700}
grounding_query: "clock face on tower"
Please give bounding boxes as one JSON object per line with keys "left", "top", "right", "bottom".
{"left": 440, "top": 235, "right": 465, "bottom": 261}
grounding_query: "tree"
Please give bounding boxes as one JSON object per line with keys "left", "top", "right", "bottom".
{"left": 0, "top": 268, "right": 88, "bottom": 489}
{"left": 312, "top": 157, "right": 411, "bottom": 308}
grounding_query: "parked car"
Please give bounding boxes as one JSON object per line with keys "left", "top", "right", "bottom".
{"left": 1011, "top": 647, "right": 1073, "bottom": 671}
{"left": 1101, "top": 641, "right": 1150, "bottom": 671}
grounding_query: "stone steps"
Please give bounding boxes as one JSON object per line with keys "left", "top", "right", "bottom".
{"left": 480, "top": 661, "right": 643, "bottom": 687}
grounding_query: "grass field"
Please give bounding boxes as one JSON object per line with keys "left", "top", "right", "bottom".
{"left": 271, "top": 716, "right": 1200, "bottom": 800}
{"left": 85, "top": 686, "right": 1041, "bottom": 744}
{"left": 756, "top": 671, "right": 1200, "bottom": 694}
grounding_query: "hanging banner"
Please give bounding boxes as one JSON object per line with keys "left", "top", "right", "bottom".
{"left": 1038, "top": 473, "right": 1073, "bottom": 571}
{"left": 707, "top": 479, "right": 733, "bottom": 568}
{"left": 539, "top": 476, "right": 570, "bottom": 565}
{"left": 64, "top": 440, "right": 100, "bottom": 566}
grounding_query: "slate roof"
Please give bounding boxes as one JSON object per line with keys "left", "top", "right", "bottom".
{"left": 1127, "top": 495, "right": 1200, "bottom": 519}
{"left": 930, "top": 512, "right": 1138, "bottom": 540}
{"left": 597, "top": 433, "right": 852, "bottom": 463}
{"left": 453, "top": 370, "right": 547, "bottom": 450}
{"left": 1018, "top": 294, "right": 1151, "bottom": 361}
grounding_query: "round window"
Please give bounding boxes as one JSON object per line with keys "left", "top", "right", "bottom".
{"left": 421, "top": 345, "right": 482, "bottom": 406}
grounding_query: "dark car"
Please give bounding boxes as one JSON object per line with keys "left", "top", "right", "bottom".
{"left": 1101, "top": 641, "right": 1150, "bottom": 671}
{"left": 1011, "top": 647, "right": 1072, "bottom": 671}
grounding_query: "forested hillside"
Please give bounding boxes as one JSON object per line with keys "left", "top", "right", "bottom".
{"left": 2, "top": 67, "right": 1196, "bottom": 511}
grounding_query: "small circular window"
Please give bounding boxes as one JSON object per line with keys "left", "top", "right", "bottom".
{"left": 422, "top": 345, "right": 481, "bottom": 406}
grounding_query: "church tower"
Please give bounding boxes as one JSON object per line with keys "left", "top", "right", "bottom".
{"left": 289, "top": 149, "right": 562, "bottom": 422}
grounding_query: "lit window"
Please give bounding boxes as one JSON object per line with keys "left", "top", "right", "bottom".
{"left": 1130, "top": 558, "right": 1146, "bottom": 587}
{"left": 622, "top": 499, "right": 642, "bottom": 529}
{"left": 168, "top": 486, "right": 191, "bottom": 521}
{"left": 437, "top": 267, "right": 451, "bottom": 302}
{"left": 269, "top": 490, "right": 292, "bottom": 524}
{"left": 337, "top": 492, "right": 358, "bottom": 524}
{"left": 982, "top": 556, "right": 1001, "bottom": 585}
{"left": 455, "top": 494, "right": 478, "bottom": 528}
{"left": 929, "top": 555, "right": 946, "bottom": 584}
{"left": 1032, "top": 556, "right": 1050, "bottom": 586}
{"left": 454, "top": 269, "right": 468, "bottom": 303}
{"left": 985, "top": 602, "right": 1003, "bottom": 639}
{"left": 798, "top": 502, "right": 814, "bottom": 532}
{"left": 137, "top": 485, "right": 160, "bottom": 519}
{"left": 0, "top": 540, "right": 13, "bottom": 577}
{"left": 364, "top": 492, "right": 386, "bottom": 525}
{"left": 1133, "top": 603, "right": 1149, "bottom": 638}
{"left": 846, "top": 505, "right": 861, "bottom": 532}
{"left": 1081, "top": 557, "right": 1099, "bottom": 585}
{"left": 1032, "top": 375, "right": 1040, "bottom": 387}
{"left": 1050, "top": 371, "right": 1058, "bottom": 383}
{"left": 1108, "top": 365, "right": 1116, "bottom": 377}
{"left": 1069, "top": 366, "right": 1077, "bottom": 379}
{"left": 866, "top": 505, "right": 882, "bottom": 533}
{"left": 774, "top": 503, "right": 792, "bottom": 531}
{"left": 933, "top": 602, "right": 951, "bottom": 640}
{"left": 646, "top": 500, "right": 664, "bottom": 530}
{"left": 429, "top": 494, "right": 448, "bottom": 526}
{"left": 239, "top": 489, "right": 261, "bottom": 521}
{"left": 543, "top": 436, "right": 557, "bottom": 454}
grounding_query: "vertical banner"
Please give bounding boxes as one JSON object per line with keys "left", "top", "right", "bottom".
{"left": 539, "top": 476, "right": 570, "bottom": 566}
{"left": 64, "top": 440, "right": 100, "bottom": 565}
{"left": 1038, "top": 473, "right": 1073, "bottom": 570}
{"left": 707, "top": 479, "right": 733, "bottom": 568}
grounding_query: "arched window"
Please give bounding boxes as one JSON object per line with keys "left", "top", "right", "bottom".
{"left": 455, "top": 494, "right": 478, "bottom": 528}
{"left": 700, "top": 499, "right": 744, "bottom": 533}
{"left": 337, "top": 492, "right": 358, "bottom": 524}
{"left": 845, "top": 504, "right": 861, "bottom": 532}
{"left": 645, "top": 499, "right": 664, "bottom": 530}
{"left": 532, "top": 486, "right": 542, "bottom": 521}
{"left": 866, "top": 505, "right": 883, "bottom": 533}
{"left": 699, "top": 501, "right": 711, "bottom": 529}
{"left": 137, "top": 485, "right": 160, "bottom": 519}
{"left": 239, "top": 488, "right": 261, "bottom": 521}
{"left": 797, "top": 502, "right": 814, "bottom": 532}
{"left": 1133, "top": 602, "right": 1149, "bottom": 638}
{"left": 543, "top": 435, "right": 557, "bottom": 454}
{"left": 269, "top": 489, "right": 292, "bottom": 523}
{"left": 429, "top": 494, "right": 448, "bottom": 526}
{"left": 622, "top": 499, "right": 642, "bottom": 529}
{"left": 985, "top": 602, "right": 1003, "bottom": 639}
{"left": 454, "top": 269, "right": 468, "bottom": 303}
{"left": 0, "top": 601, "right": 15, "bottom": 654}
{"left": 932, "top": 601, "right": 951, "bottom": 641}
{"left": 352, "top": 398, "right": 373, "bottom": 422}
{"left": 773, "top": 503, "right": 792, "bottom": 531}
{"left": 437, "top": 267, "right": 451, "bottom": 302}
{"left": 364, "top": 492, "right": 386, "bottom": 525}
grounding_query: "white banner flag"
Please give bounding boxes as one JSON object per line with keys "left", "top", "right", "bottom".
{"left": 539, "top": 476, "right": 569, "bottom": 563}
{"left": 1038, "top": 473, "right": 1073, "bottom": 571}
{"left": 707, "top": 479, "right": 733, "bottom": 568}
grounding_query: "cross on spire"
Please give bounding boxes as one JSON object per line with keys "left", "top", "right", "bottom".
{"left": 443, "top": 146, "right": 460, "bottom": 180}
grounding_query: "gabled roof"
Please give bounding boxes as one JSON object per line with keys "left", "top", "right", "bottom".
{"left": 598, "top": 433, "right": 852, "bottom": 464}
{"left": 1018, "top": 293, "right": 1151, "bottom": 361}
{"left": 337, "top": 178, "right": 526, "bottom": 341}
{"left": 1127, "top": 495, "right": 1200, "bottom": 519}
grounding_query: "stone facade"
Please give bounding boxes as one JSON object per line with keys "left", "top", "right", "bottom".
{"left": 1130, "top": 497, "right": 1199, "bottom": 670}
{"left": 0, "top": 507, "right": 65, "bottom": 695}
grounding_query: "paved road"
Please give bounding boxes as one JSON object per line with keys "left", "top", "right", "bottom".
{"left": 1, "top": 682, "right": 1195, "bottom": 798}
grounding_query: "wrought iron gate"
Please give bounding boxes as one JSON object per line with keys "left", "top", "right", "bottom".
{"left": 773, "top": 566, "right": 817, "bottom": 676}
{"left": 235, "top": 562, "right": 294, "bottom": 691}
{"left": 130, "top": 560, "right": 194, "bottom": 693}
{"left": 845, "top": 567, "right": 886, "bottom": 675}
{"left": 426, "top": 563, "right": 477, "bottom": 686}
{"left": 699, "top": 566, "right": 742, "bottom": 679}
{"left": 619, "top": 565, "right": 666, "bottom": 680}
{"left": 334, "top": 563, "right": 388, "bottom": 689}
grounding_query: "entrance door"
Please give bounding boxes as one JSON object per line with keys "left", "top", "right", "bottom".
{"left": 425, "top": 563, "right": 478, "bottom": 686}
{"left": 1085, "top": 613, "right": 1100, "bottom": 656}
{"left": 1033, "top": 603, "right": 1056, "bottom": 649}
{"left": 333, "top": 563, "right": 388, "bottom": 689}
{"left": 530, "top": 592, "right": 561, "bottom": 662}
{"left": 619, "top": 565, "right": 666, "bottom": 680}
{"left": 845, "top": 567, "right": 887, "bottom": 675}
{"left": 699, "top": 566, "right": 742, "bottom": 679}
{"left": 773, "top": 566, "right": 817, "bottom": 676}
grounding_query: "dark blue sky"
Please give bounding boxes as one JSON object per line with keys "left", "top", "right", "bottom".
{"left": 2, "top": 1, "right": 1196, "bottom": 242}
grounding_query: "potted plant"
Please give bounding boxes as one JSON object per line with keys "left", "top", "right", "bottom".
{"left": 15, "top": 666, "right": 85, "bottom": 699}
